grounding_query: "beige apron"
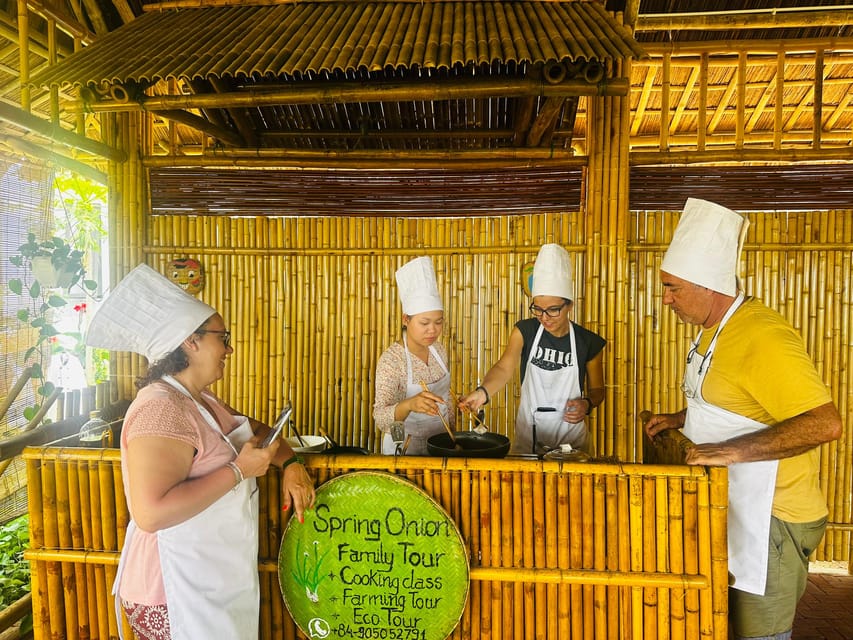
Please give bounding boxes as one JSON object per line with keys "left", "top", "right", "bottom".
{"left": 114, "top": 376, "right": 260, "bottom": 639}
{"left": 514, "top": 323, "right": 586, "bottom": 454}
{"left": 681, "top": 294, "right": 778, "bottom": 596}
{"left": 381, "top": 335, "right": 450, "bottom": 455}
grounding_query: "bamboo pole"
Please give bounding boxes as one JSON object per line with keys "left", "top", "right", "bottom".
{"left": 0, "top": 366, "right": 32, "bottom": 423}
{"left": 76, "top": 77, "right": 631, "bottom": 114}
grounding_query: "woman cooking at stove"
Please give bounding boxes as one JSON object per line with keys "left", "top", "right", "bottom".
{"left": 460, "top": 244, "right": 606, "bottom": 454}
{"left": 373, "top": 256, "right": 455, "bottom": 455}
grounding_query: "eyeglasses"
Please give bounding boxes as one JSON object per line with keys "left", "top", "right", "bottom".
{"left": 680, "top": 342, "right": 712, "bottom": 399}
{"left": 529, "top": 302, "right": 569, "bottom": 318}
{"left": 197, "top": 329, "right": 231, "bottom": 348}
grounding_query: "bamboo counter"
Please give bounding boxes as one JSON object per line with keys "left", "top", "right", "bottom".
{"left": 23, "top": 446, "right": 729, "bottom": 639}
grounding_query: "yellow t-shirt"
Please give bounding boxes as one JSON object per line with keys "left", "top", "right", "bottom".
{"left": 696, "top": 298, "right": 831, "bottom": 522}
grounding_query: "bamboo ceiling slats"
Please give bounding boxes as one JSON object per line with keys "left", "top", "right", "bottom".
{"left": 23, "top": 448, "right": 730, "bottom": 639}
{"left": 29, "top": 2, "right": 644, "bottom": 89}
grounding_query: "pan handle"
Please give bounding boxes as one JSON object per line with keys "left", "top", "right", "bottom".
{"left": 318, "top": 426, "right": 339, "bottom": 449}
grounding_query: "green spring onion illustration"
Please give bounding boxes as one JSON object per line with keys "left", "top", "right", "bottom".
{"left": 291, "top": 539, "right": 330, "bottom": 602}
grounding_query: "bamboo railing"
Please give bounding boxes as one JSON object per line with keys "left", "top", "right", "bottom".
{"left": 23, "top": 446, "right": 729, "bottom": 640}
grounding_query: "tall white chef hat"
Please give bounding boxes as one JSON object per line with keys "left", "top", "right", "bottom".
{"left": 86, "top": 263, "right": 216, "bottom": 364}
{"left": 395, "top": 256, "right": 443, "bottom": 316}
{"left": 531, "top": 244, "right": 574, "bottom": 300}
{"left": 661, "top": 198, "right": 748, "bottom": 296}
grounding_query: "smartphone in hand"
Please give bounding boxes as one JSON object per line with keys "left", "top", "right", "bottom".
{"left": 260, "top": 402, "right": 292, "bottom": 448}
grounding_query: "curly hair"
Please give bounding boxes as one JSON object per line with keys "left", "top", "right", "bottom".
{"left": 135, "top": 318, "right": 212, "bottom": 389}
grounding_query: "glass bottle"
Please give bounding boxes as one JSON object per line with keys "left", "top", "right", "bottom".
{"left": 78, "top": 411, "right": 112, "bottom": 448}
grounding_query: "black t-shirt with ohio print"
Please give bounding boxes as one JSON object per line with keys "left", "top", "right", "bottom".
{"left": 515, "top": 317, "right": 606, "bottom": 390}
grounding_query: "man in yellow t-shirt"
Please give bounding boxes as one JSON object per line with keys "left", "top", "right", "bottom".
{"left": 645, "top": 199, "right": 842, "bottom": 640}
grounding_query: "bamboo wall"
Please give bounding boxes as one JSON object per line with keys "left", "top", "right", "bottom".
{"left": 137, "top": 213, "right": 590, "bottom": 451}
{"left": 115, "top": 207, "right": 852, "bottom": 565}
{"left": 23, "top": 447, "right": 729, "bottom": 640}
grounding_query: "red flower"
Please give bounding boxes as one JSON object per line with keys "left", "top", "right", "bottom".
{"left": 74, "top": 303, "right": 87, "bottom": 313}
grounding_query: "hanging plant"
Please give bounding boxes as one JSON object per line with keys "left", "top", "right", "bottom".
{"left": 7, "top": 233, "right": 97, "bottom": 422}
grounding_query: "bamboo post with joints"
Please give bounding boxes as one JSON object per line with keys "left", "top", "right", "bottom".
{"left": 0, "top": 366, "right": 33, "bottom": 423}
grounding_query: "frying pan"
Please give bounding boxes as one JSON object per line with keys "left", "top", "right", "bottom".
{"left": 319, "top": 427, "right": 370, "bottom": 455}
{"left": 427, "top": 431, "right": 511, "bottom": 458}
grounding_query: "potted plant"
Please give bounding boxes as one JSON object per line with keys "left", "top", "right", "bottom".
{"left": 12, "top": 234, "right": 89, "bottom": 289}
{"left": 7, "top": 233, "right": 97, "bottom": 422}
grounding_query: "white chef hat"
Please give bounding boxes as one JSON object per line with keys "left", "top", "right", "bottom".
{"left": 531, "top": 244, "right": 574, "bottom": 300}
{"left": 395, "top": 256, "right": 443, "bottom": 316}
{"left": 86, "top": 263, "right": 216, "bottom": 363}
{"left": 661, "top": 198, "right": 748, "bottom": 296}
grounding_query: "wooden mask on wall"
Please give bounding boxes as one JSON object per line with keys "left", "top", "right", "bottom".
{"left": 168, "top": 257, "right": 205, "bottom": 295}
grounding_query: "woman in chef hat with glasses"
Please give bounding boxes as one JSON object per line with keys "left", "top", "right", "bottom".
{"left": 373, "top": 256, "right": 455, "bottom": 455}
{"left": 460, "top": 244, "right": 606, "bottom": 455}
{"left": 86, "top": 264, "right": 314, "bottom": 640}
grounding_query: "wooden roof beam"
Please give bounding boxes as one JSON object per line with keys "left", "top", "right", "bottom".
{"left": 208, "top": 76, "right": 259, "bottom": 148}
{"left": 641, "top": 38, "right": 853, "bottom": 55}
{"left": 260, "top": 129, "right": 523, "bottom": 141}
{"left": 526, "top": 97, "right": 567, "bottom": 147}
{"left": 629, "top": 131, "right": 853, "bottom": 147}
{"left": 631, "top": 67, "right": 656, "bottom": 136}
{"left": 636, "top": 8, "right": 853, "bottom": 31}
{"left": 0, "top": 102, "right": 126, "bottom": 160}
{"left": 110, "top": 0, "right": 137, "bottom": 25}
{"left": 152, "top": 109, "right": 245, "bottom": 147}
{"left": 70, "top": 77, "right": 630, "bottom": 114}
{"left": 78, "top": 0, "right": 108, "bottom": 35}
{"left": 143, "top": 147, "right": 587, "bottom": 171}
{"left": 670, "top": 65, "right": 699, "bottom": 137}
{"left": 0, "top": 133, "right": 107, "bottom": 183}
{"left": 26, "top": 0, "right": 96, "bottom": 42}
{"left": 631, "top": 147, "right": 853, "bottom": 164}
{"left": 825, "top": 91, "right": 852, "bottom": 130}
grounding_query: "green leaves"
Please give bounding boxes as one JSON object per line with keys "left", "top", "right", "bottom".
{"left": 0, "top": 515, "right": 31, "bottom": 609}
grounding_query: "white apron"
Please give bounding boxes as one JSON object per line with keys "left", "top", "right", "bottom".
{"left": 514, "top": 323, "right": 586, "bottom": 454}
{"left": 113, "top": 376, "right": 260, "bottom": 639}
{"left": 681, "top": 294, "right": 778, "bottom": 596}
{"left": 381, "top": 336, "right": 451, "bottom": 456}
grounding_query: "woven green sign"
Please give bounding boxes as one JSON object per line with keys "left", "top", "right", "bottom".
{"left": 279, "top": 471, "right": 469, "bottom": 640}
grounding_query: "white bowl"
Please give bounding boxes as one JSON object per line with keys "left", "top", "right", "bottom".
{"left": 285, "top": 435, "right": 327, "bottom": 453}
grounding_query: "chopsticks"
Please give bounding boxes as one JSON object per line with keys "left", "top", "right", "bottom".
{"left": 448, "top": 388, "right": 489, "bottom": 433}
{"left": 419, "top": 380, "right": 457, "bottom": 444}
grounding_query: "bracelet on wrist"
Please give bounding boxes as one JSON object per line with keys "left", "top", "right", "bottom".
{"left": 226, "top": 461, "right": 244, "bottom": 489}
{"left": 582, "top": 397, "right": 593, "bottom": 415}
{"left": 281, "top": 455, "right": 303, "bottom": 471}
{"left": 476, "top": 385, "right": 490, "bottom": 405}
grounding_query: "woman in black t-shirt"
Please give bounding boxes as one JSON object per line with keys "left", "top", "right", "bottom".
{"left": 460, "top": 244, "right": 605, "bottom": 454}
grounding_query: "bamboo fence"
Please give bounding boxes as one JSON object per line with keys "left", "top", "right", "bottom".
{"left": 98, "top": 205, "right": 853, "bottom": 566}
{"left": 22, "top": 445, "right": 729, "bottom": 640}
